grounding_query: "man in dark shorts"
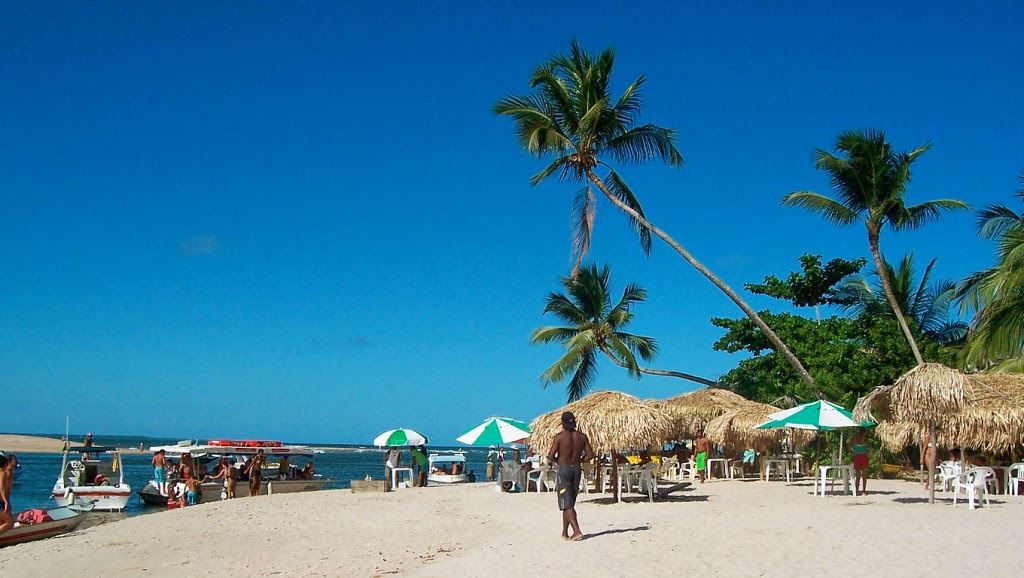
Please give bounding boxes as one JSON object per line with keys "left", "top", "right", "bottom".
{"left": 546, "top": 411, "right": 594, "bottom": 541}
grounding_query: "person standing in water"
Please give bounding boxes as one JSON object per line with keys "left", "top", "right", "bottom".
{"left": 546, "top": 411, "right": 594, "bottom": 542}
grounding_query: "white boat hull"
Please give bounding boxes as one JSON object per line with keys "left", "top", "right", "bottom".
{"left": 427, "top": 473, "right": 467, "bottom": 485}
{"left": 139, "top": 478, "right": 327, "bottom": 506}
{"left": 52, "top": 485, "right": 131, "bottom": 511}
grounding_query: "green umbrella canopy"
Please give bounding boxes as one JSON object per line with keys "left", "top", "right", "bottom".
{"left": 456, "top": 417, "right": 531, "bottom": 446}
{"left": 757, "top": 400, "right": 872, "bottom": 431}
{"left": 373, "top": 428, "right": 428, "bottom": 447}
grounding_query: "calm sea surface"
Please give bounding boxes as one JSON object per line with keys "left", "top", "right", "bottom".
{"left": 6, "top": 434, "right": 495, "bottom": 518}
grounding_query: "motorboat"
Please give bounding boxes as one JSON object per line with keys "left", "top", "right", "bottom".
{"left": 138, "top": 440, "right": 327, "bottom": 507}
{"left": 52, "top": 445, "right": 131, "bottom": 511}
{"left": 0, "top": 503, "right": 93, "bottom": 547}
{"left": 427, "top": 451, "right": 468, "bottom": 485}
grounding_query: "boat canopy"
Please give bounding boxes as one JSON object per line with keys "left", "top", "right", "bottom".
{"left": 148, "top": 443, "right": 314, "bottom": 457}
{"left": 428, "top": 452, "right": 466, "bottom": 463}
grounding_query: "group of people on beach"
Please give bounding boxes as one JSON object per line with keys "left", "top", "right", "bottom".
{"left": 153, "top": 448, "right": 315, "bottom": 506}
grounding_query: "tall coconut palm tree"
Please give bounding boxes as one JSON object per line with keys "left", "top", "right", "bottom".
{"left": 836, "top": 254, "right": 968, "bottom": 346}
{"left": 783, "top": 129, "right": 969, "bottom": 365}
{"left": 495, "top": 40, "right": 816, "bottom": 386}
{"left": 532, "top": 263, "right": 715, "bottom": 402}
{"left": 960, "top": 172, "right": 1024, "bottom": 367}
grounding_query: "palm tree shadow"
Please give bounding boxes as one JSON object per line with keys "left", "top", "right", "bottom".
{"left": 582, "top": 525, "right": 651, "bottom": 540}
{"left": 589, "top": 494, "right": 708, "bottom": 505}
{"left": 893, "top": 496, "right": 1007, "bottom": 506}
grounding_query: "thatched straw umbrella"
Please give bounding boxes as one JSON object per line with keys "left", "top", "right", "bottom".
{"left": 863, "top": 372, "right": 1024, "bottom": 455}
{"left": 853, "top": 363, "right": 1012, "bottom": 504}
{"left": 530, "top": 390, "right": 672, "bottom": 502}
{"left": 706, "top": 403, "right": 814, "bottom": 453}
{"left": 650, "top": 388, "right": 753, "bottom": 440}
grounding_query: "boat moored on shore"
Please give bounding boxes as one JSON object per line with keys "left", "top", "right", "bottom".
{"left": 51, "top": 446, "right": 131, "bottom": 512}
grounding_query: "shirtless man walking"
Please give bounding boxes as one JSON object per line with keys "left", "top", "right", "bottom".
{"left": 694, "top": 432, "right": 711, "bottom": 483}
{"left": 546, "top": 411, "right": 594, "bottom": 541}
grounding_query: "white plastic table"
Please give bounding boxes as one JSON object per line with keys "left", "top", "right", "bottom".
{"left": 764, "top": 459, "right": 791, "bottom": 482}
{"left": 390, "top": 467, "right": 413, "bottom": 490}
{"left": 706, "top": 458, "right": 731, "bottom": 480}
{"left": 816, "top": 465, "right": 855, "bottom": 496}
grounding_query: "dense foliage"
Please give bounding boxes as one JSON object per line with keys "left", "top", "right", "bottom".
{"left": 714, "top": 255, "right": 960, "bottom": 407}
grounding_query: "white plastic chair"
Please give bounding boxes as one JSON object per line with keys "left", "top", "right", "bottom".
{"left": 1006, "top": 463, "right": 1024, "bottom": 496}
{"left": 937, "top": 461, "right": 962, "bottom": 492}
{"left": 953, "top": 467, "right": 995, "bottom": 509}
{"left": 526, "top": 464, "right": 550, "bottom": 492}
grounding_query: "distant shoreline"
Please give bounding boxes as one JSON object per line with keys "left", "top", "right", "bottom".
{"left": 0, "top": 434, "right": 149, "bottom": 455}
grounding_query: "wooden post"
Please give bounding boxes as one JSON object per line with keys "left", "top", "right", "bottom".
{"left": 611, "top": 453, "right": 620, "bottom": 503}
{"left": 928, "top": 425, "right": 937, "bottom": 505}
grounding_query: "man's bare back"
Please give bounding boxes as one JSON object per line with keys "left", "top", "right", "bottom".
{"left": 549, "top": 430, "right": 593, "bottom": 465}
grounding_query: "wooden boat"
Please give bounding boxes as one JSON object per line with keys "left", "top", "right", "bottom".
{"left": 0, "top": 504, "right": 91, "bottom": 547}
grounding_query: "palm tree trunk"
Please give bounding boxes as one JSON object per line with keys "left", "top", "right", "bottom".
{"left": 867, "top": 230, "right": 925, "bottom": 366}
{"left": 586, "top": 170, "right": 817, "bottom": 386}
{"left": 597, "top": 344, "right": 717, "bottom": 386}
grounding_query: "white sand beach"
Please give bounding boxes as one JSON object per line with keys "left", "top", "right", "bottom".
{"left": 2, "top": 478, "right": 1021, "bottom": 577}
{"left": 0, "top": 435, "right": 66, "bottom": 454}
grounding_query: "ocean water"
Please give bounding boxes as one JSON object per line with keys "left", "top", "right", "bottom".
{"left": 6, "top": 435, "right": 496, "bottom": 517}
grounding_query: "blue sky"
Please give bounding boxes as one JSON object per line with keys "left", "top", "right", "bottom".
{"left": 2, "top": 2, "right": 1021, "bottom": 443}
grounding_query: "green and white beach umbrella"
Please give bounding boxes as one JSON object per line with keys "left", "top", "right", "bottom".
{"left": 756, "top": 400, "right": 871, "bottom": 431}
{"left": 373, "top": 428, "right": 429, "bottom": 447}
{"left": 456, "top": 416, "right": 531, "bottom": 446}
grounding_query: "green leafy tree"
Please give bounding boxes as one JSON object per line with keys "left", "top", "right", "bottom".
{"left": 746, "top": 254, "right": 866, "bottom": 320}
{"left": 713, "top": 256, "right": 957, "bottom": 407}
{"left": 496, "top": 40, "right": 816, "bottom": 386}
{"left": 961, "top": 172, "right": 1024, "bottom": 368}
{"left": 532, "top": 263, "right": 714, "bottom": 402}
{"left": 783, "top": 129, "right": 969, "bottom": 365}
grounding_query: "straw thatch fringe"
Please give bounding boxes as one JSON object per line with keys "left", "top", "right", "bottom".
{"left": 857, "top": 365, "right": 1024, "bottom": 453}
{"left": 648, "top": 388, "right": 752, "bottom": 440}
{"left": 529, "top": 390, "right": 672, "bottom": 456}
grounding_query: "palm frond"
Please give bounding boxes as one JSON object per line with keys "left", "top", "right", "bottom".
{"left": 602, "top": 168, "right": 653, "bottom": 255}
{"left": 570, "top": 186, "right": 597, "bottom": 276}
{"left": 606, "top": 124, "right": 683, "bottom": 167}
{"left": 782, "top": 192, "right": 860, "bottom": 225}
{"left": 565, "top": 347, "right": 597, "bottom": 402}
{"left": 530, "top": 155, "right": 577, "bottom": 186}
{"left": 605, "top": 336, "right": 641, "bottom": 378}
{"left": 542, "top": 292, "right": 588, "bottom": 324}
{"left": 530, "top": 326, "right": 581, "bottom": 345}
{"left": 895, "top": 199, "right": 971, "bottom": 230}
{"left": 615, "top": 331, "right": 658, "bottom": 361}
{"left": 976, "top": 203, "right": 1023, "bottom": 239}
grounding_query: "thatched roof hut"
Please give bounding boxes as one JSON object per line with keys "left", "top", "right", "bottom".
{"left": 704, "top": 403, "right": 813, "bottom": 451}
{"left": 530, "top": 390, "right": 672, "bottom": 456}
{"left": 853, "top": 363, "right": 973, "bottom": 425}
{"left": 860, "top": 370, "right": 1024, "bottom": 453}
{"left": 650, "top": 388, "right": 753, "bottom": 440}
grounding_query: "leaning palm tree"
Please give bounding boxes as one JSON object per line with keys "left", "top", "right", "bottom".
{"left": 837, "top": 253, "right": 968, "bottom": 346}
{"left": 532, "top": 263, "right": 715, "bottom": 402}
{"left": 783, "top": 129, "right": 969, "bottom": 365}
{"left": 960, "top": 172, "right": 1024, "bottom": 367}
{"left": 495, "top": 40, "right": 815, "bottom": 386}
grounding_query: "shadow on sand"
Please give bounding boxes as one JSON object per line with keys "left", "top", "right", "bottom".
{"left": 582, "top": 525, "right": 651, "bottom": 540}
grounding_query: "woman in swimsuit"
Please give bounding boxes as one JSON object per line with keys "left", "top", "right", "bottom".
{"left": 850, "top": 431, "right": 870, "bottom": 495}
